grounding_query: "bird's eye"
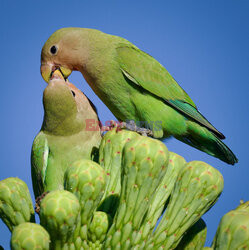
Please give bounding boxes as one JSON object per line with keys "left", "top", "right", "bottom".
{"left": 71, "top": 90, "right": 76, "bottom": 97}
{"left": 50, "top": 45, "right": 58, "bottom": 55}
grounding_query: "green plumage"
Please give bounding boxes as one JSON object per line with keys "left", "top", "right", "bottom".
{"left": 31, "top": 76, "right": 101, "bottom": 198}
{"left": 41, "top": 28, "right": 238, "bottom": 165}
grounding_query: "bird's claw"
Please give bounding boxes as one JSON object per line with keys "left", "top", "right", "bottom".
{"left": 120, "top": 120, "right": 154, "bottom": 137}
{"left": 101, "top": 120, "right": 119, "bottom": 136}
{"left": 101, "top": 120, "right": 153, "bottom": 137}
{"left": 35, "top": 191, "right": 50, "bottom": 214}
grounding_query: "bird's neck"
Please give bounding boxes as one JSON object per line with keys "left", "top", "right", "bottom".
{"left": 42, "top": 112, "right": 85, "bottom": 136}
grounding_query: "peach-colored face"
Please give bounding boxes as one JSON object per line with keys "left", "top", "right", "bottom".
{"left": 46, "top": 70, "right": 90, "bottom": 112}
{"left": 40, "top": 28, "right": 83, "bottom": 83}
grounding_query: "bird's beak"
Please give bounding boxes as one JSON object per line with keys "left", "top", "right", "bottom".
{"left": 50, "top": 69, "right": 65, "bottom": 81}
{"left": 40, "top": 63, "right": 72, "bottom": 83}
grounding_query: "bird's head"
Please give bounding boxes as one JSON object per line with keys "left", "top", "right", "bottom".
{"left": 42, "top": 70, "right": 97, "bottom": 135}
{"left": 40, "top": 28, "right": 89, "bottom": 83}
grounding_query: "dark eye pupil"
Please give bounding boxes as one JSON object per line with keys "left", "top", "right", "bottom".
{"left": 50, "top": 46, "right": 57, "bottom": 54}
{"left": 71, "top": 91, "right": 76, "bottom": 97}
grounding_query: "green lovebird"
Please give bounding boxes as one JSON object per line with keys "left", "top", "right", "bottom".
{"left": 40, "top": 28, "right": 237, "bottom": 165}
{"left": 31, "top": 70, "right": 102, "bottom": 198}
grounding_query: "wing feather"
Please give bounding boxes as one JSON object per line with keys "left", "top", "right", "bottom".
{"left": 31, "top": 132, "right": 49, "bottom": 198}
{"left": 117, "top": 45, "right": 225, "bottom": 139}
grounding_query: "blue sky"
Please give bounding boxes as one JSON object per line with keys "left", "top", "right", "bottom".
{"left": 0, "top": 0, "right": 249, "bottom": 248}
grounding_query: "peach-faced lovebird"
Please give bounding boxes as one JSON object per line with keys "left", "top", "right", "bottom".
{"left": 31, "top": 70, "right": 101, "bottom": 198}
{"left": 40, "top": 28, "right": 237, "bottom": 165}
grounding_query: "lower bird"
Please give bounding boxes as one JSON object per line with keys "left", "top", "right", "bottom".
{"left": 40, "top": 28, "right": 238, "bottom": 165}
{"left": 31, "top": 70, "right": 102, "bottom": 199}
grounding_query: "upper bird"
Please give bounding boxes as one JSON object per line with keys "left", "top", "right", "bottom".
{"left": 40, "top": 28, "right": 238, "bottom": 165}
{"left": 31, "top": 70, "right": 101, "bottom": 198}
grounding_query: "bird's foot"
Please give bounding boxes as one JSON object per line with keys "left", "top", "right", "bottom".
{"left": 35, "top": 191, "right": 50, "bottom": 214}
{"left": 101, "top": 120, "right": 120, "bottom": 136}
{"left": 120, "top": 120, "right": 154, "bottom": 137}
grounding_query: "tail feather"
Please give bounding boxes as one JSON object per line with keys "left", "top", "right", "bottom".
{"left": 176, "top": 122, "right": 238, "bottom": 165}
{"left": 214, "top": 138, "right": 238, "bottom": 165}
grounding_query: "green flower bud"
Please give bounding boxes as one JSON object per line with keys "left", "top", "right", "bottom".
{"left": 11, "top": 222, "right": 50, "bottom": 250}
{"left": 137, "top": 152, "right": 186, "bottom": 245}
{"left": 149, "top": 161, "right": 224, "bottom": 249}
{"left": 105, "top": 136, "right": 169, "bottom": 249}
{"left": 64, "top": 159, "right": 106, "bottom": 243}
{"left": 88, "top": 211, "right": 112, "bottom": 248}
{"left": 0, "top": 177, "right": 35, "bottom": 231}
{"left": 212, "top": 201, "right": 249, "bottom": 249}
{"left": 98, "top": 128, "right": 140, "bottom": 216}
{"left": 39, "top": 190, "right": 81, "bottom": 249}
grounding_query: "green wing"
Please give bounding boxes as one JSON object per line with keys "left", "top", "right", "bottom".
{"left": 117, "top": 45, "right": 224, "bottom": 139}
{"left": 31, "top": 132, "right": 49, "bottom": 198}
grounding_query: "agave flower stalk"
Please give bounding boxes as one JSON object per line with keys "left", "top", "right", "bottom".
{"left": 105, "top": 136, "right": 169, "bottom": 249}
{"left": 98, "top": 128, "right": 140, "bottom": 216}
{"left": 147, "top": 161, "right": 224, "bottom": 249}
